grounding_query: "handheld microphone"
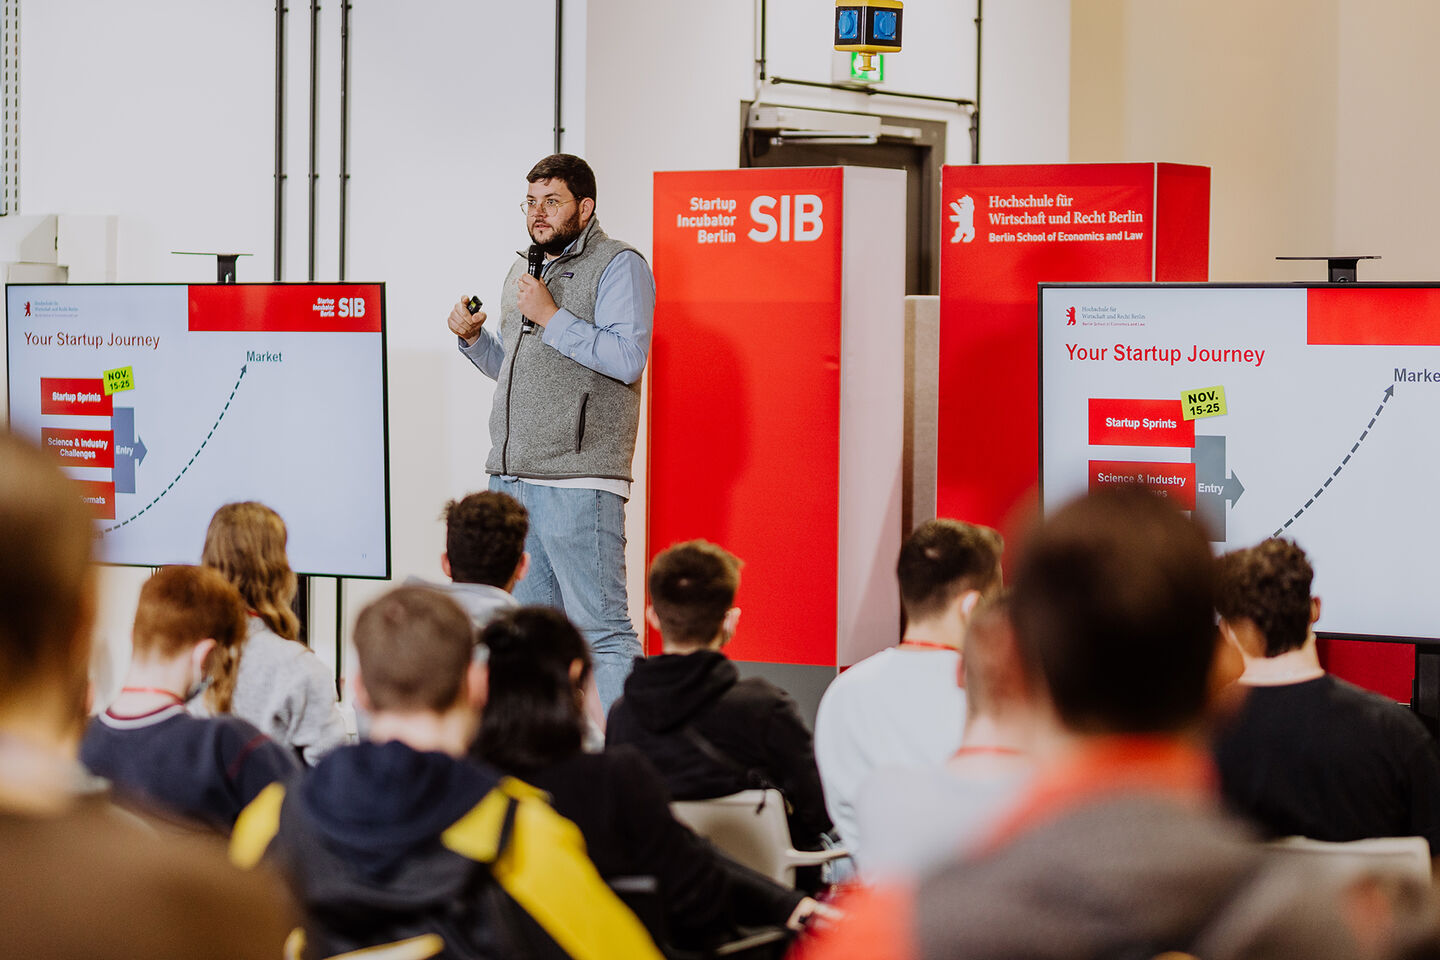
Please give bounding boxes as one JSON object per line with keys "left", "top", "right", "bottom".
{"left": 522, "top": 244, "right": 545, "bottom": 330}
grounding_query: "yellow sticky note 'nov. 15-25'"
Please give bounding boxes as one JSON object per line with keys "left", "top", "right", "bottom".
{"left": 103, "top": 366, "right": 135, "bottom": 395}
{"left": 1181, "top": 385, "right": 1226, "bottom": 421}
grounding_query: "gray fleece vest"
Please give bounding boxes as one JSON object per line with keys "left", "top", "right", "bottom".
{"left": 485, "top": 218, "right": 644, "bottom": 481}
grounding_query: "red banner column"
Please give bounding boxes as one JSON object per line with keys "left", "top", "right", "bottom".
{"left": 650, "top": 167, "right": 907, "bottom": 670}
{"left": 937, "top": 162, "right": 1211, "bottom": 540}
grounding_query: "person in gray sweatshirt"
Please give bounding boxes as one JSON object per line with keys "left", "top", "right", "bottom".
{"left": 199, "top": 502, "right": 349, "bottom": 765}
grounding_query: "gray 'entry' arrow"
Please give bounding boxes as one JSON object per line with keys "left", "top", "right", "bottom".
{"left": 1223, "top": 471, "right": 1244, "bottom": 505}
{"left": 112, "top": 408, "right": 149, "bottom": 495}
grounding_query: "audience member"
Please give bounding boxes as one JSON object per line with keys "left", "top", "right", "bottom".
{"left": 799, "top": 489, "right": 1390, "bottom": 960}
{"left": 416, "top": 490, "right": 529, "bottom": 627}
{"left": 473, "top": 606, "right": 831, "bottom": 950}
{"left": 81, "top": 565, "right": 299, "bottom": 832}
{"left": 1213, "top": 538, "right": 1440, "bottom": 851}
{"left": 414, "top": 489, "right": 609, "bottom": 743}
{"left": 813, "top": 519, "right": 1003, "bottom": 859}
{"left": 0, "top": 431, "right": 292, "bottom": 959}
{"left": 201, "top": 501, "right": 348, "bottom": 764}
{"left": 607, "top": 540, "right": 832, "bottom": 862}
{"left": 853, "top": 594, "right": 1039, "bottom": 881}
{"left": 230, "top": 585, "right": 660, "bottom": 959}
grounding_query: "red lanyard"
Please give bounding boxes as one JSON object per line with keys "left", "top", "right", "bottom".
{"left": 953, "top": 745, "right": 1025, "bottom": 758}
{"left": 897, "top": 640, "right": 956, "bottom": 653}
{"left": 118, "top": 686, "right": 186, "bottom": 706}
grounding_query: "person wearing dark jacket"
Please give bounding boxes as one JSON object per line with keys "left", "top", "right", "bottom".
{"left": 606, "top": 541, "right": 832, "bottom": 853}
{"left": 229, "top": 586, "right": 660, "bottom": 960}
{"left": 471, "top": 607, "right": 830, "bottom": 951}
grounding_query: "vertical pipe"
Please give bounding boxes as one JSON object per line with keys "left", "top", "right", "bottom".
{"left": 553, "top": 0, "right": 563, "bottom": 154}
{"left": 760, "top": 0, "right": 768, "bottom": 81}
{"left": 972, "top": 0, "right": 982, "bottom": 164}
{"left": 3, "top": 1, "right": 10, "bottom": 216}
{"left": 308, "top": 1, "right": 320, "bottom": 281}
{"left": 8, "top": 0, "right": 18, "bottom": 215}
{"left": 339, "top": 1, "right": 351, "bottom": 281}
{"left": 335, "top": 578, "right": 345, "bottom": 698}
{"left": 274, "top": 2, "right": 287, "bottom": 281}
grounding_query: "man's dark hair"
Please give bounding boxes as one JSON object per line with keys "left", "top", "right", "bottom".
{"left": 1215, "top": 539, "right": 1313, "bottom": 657}
{"left": 527, "top": 154, "right": 596, "bottom": 205}
{"left": 444, "top": 492, "right": 528, "bottom": 587}
{"left": 473, "top": 607, "right": 590, "bottom": 775}
{"left": 648, "top": 540, "right": 742, "bottom": 647}
{"left": 1010, "top": 488, "right": 1217, "bottom": 735}
{"left": 353, "top": 586, "right": 474, "bottom": 712}
{"left": 897, "top": 519, "right": 1003, "bottom": 622}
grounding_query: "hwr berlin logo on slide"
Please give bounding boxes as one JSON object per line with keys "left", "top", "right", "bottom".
{"left": 949, "top": 196, "right": 975, "bottom": 243}
{"left": 1066, "top": 307, "right": 1076, "bottom": 326}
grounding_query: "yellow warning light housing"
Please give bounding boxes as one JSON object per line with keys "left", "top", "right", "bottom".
{"left": 834, "top": 1, "right": 903, "bottom": 73}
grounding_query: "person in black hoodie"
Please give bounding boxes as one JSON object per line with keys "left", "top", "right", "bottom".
{"left": 228, "top": 585, "right": 661, "bottom": 960}
{"left": 606, "top": 541, "right": 832, "bottom": 857}
{"left": 472, "top": 606, "right": 830, "bottom": 951}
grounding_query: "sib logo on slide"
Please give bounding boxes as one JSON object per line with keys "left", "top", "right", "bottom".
{"left": 313, "top": 296, "right": 366, "bottom": 319}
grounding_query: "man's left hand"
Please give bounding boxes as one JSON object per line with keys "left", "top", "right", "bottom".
{"left": 516, "top": 274, "right": 559, "bottom": 328}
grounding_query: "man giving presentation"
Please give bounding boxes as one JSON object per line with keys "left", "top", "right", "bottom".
{"left": 447, "top": 153, "right": 654, "bottom": 713}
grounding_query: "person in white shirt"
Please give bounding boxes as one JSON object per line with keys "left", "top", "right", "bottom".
{"left": 856, "top": 595, "right": 1039, "bottom": 881}
{"left": 813, "top": 518, "right": 1002, "bottom": 862}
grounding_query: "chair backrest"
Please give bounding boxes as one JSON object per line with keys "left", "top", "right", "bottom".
{"left": 1267, "top": 836, "right": 1432, "bottom": 886}
{"left": 671, "top": 790, "right": 797, "bottom": 886}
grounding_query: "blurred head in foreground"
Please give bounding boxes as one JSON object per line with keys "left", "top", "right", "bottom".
{"left": 1010, "top": 487, "right": 1217, "bottom": 737}
{"left": 0, "top": 431, "right": 97, "bottom": 756}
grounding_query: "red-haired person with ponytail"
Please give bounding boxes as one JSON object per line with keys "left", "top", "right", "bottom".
{"left": 201, "top": 502, "right": 348, "bottom": 764}
{"left": 80, "top": 565, "right": 299, "bottom": 832}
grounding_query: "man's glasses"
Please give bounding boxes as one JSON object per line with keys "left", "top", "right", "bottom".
{"left": 521, "top": 197, "right": 576, "bottom": 215}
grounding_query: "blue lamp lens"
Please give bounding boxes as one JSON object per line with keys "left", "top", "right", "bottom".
{"left": 837, "top": 10, "right": 860, "bottom": 40}
{"left": 873, "top": 10, "right": 897, "bottom": 40}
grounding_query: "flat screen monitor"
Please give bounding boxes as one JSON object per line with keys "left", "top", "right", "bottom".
{"left": 1040, "top": 282, "right": 1440, "bottom": 645}
{"left": 6, "top": 283, "right": 390, "bottom": 579}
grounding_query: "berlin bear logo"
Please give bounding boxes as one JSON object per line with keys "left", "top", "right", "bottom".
{"left": 1066, "top": 307, "right": 1076, "bottom": 326}
{"left": 948, "top": 195, "right": 975, "bottom": 243}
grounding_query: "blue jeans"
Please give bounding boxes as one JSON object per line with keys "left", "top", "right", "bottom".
{"left": 488, "top": 476, "right": 641, "bottom": 713}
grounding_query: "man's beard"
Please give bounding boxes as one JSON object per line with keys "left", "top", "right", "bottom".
{"left": 529, "top": 208, "right": 584, "bottom": 255}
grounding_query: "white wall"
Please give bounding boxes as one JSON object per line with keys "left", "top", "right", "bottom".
{"left": 19, "top": 1, "right": 278, "bottom": 694}
{"left": 11, "top": 0, "right": 1073, "bottom": 690}
{"left": 584, "top": 0, "right": 1070, "bottom": 621}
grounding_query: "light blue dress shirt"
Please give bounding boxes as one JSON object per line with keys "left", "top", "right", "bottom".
{"left": 461, "top": 244, "right": 654, "bottom": 385}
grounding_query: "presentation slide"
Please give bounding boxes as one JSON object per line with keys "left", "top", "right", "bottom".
{"left": 1041, "top": 284, "right": 1440, "bottom": 643}
{"left": 6, "top": 283, "right": 390, "bottom": 578}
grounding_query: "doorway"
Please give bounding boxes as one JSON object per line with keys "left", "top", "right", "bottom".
{"left": 740, "top": 104, "right": 946, "bottom": 296}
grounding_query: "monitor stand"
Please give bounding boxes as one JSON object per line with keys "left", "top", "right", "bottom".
{"left": 1275, "top": 255, "right": 1380, "bottom": 283}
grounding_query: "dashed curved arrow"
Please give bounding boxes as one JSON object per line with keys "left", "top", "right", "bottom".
{"left": 103, "top": 365, "right": 249, "bottom": 534}
{"left": 1272, "top": 383, "right": 1394, "bottom": 537}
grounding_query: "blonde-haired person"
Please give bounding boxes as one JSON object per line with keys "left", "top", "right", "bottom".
{"left": 201, "top": 502, "right": 348, "bottom": 764}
